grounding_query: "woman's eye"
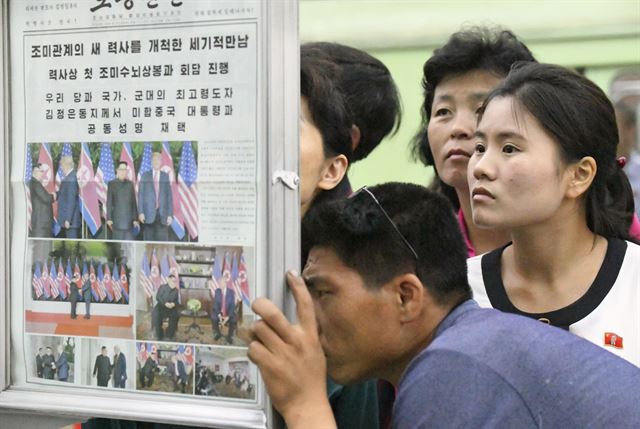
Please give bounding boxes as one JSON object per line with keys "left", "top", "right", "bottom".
{"left": 433, "top": 108, "right": 451, "bottom": 117}
{"left": 474, "top": 143, "right": 486, "bottom": 153}
{"left": 502, "top": 144, "right": 519, "bottom": 154}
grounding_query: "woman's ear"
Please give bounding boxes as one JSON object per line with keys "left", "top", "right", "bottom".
{"left": 317, "top": 154, "right": 349, "bottom": 191}
{"left": 567, "top": 156, "right": 597, "bottom": 199}
{"left": 350, "top": 124, "right": 362, "bottom": 152}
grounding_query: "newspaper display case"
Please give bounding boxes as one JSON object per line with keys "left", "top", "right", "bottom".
{"left": 0, "top": 1, "right": 300, "bottom": 427}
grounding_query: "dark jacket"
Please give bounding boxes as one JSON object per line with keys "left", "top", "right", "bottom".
{"left": 57, "top": 170, "right": 81, "bottom": 228}
{"left": 29, "top": 177, "right": 54, "bottom": 237}
{"left": 138, "top": 170, "right": 172, "bottom": 224}
{"left": 107, "top": 178, "right": 137, "bottom": 230}
{"left": 93, "top": 354, "right": 112, "bottom": 384}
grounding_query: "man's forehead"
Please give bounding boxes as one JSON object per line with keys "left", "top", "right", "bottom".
{"left": 303, "top": 246, "right": 355, "bottom": 280}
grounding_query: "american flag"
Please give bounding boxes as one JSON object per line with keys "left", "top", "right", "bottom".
{"left": 25, "top": 146, "right": 33, "bottom": 231}
{"left": 120, "top": 262, "right": 130, "bottom": 303}
{"left": 150, "top": 249, "right": 162, "bottom": 290}
{"left": 96, "top": 143, "right": 116, "bottom": 218}
{"left": 231, "top": 253, "right": 243, "bottom": 304}
{"left": 99, "top": 262, "right": 114, "bottom": 302}
{"left": 119, "top": 142, "right": 136, "bottom": 184}
{"left": 139, "top": 251, "right": 154, "bottom": 299}
{"left": 65, "top": 259, "right": 73, "bottom": 300}
{"left": 49, "top": 260, "right": 60, "bottom": 299}
{"left": 235, "top": 253, "right": 251, "bottom": 307}
{"left": 32, "top": 262, "right": 43, "bottom": 299}
{"left": 110, "top": 260, "right": 123, "bottom": 303}
{"left": 160, "top": 141, "right": 185, "bottom": 239}
{"left": 37, "top": 144, "right": 59, "bottom": 236}
{"left": 41, "top": 262, "right": 52, "bottom": 299}
{"left": 79, "top": 143, "right": 102, "bottom": 235}
{"left": 88, "top": 261, "right": 101, "bottom": 302}
{"left": 57, "top": 259, "right": 67, "bottom": 300}
{"left": 178, "top": 142, "right": 199, "bottom": 240}
{"left": 136, "top": 143, "right": 153, "bottom": 195}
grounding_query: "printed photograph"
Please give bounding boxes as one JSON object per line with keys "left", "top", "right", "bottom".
{"left": 26, "top": 240, "right": 134, "bottom": 339}
{"left": 195, "top": 346, "right": 256, "bottom": 400}
{"left": 135, "top": 244, "right": 254, "bottom": 345}
{"left": 25, "top": 141, "right": 198, "bottom": 242}
{"left": 79, "top": 338, "right": 135, "bottom": 389}
{"left": 27, "top": 334, "right": 76, "bottom": 384}
{"left": 135, "top": 342, "right": 194, "bottom": 394}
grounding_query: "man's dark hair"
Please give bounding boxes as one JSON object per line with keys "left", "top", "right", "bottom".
{"left": 411, "top": 27, "right": 535, "bottom": 209}
{"left": 117, "top": 161, "right": 128, "bottom": 168}
{"left": 302, "top": 42, "right": 402, "bottom": 162}
{"left": 168, "top": 274, "right": 176, "bottom": 279}
{"left": 101, "top": 346, "right": 107, "bottom": 351}
{"left": 301, "top": 49, "right": 352, "bottom": 163}
{"left": 302, "top": 182, "right": 470, "bottom": 305}
{"left": 33, "top": 163, "right": 43, "bottom": 170}
{"left": 46, "top": 346, "right": 52, "bottom": 350}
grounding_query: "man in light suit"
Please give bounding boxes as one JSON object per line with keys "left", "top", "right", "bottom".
{"left": 112, "top": 345, "right": 127, "bottom": 388}
{"left": 57, "top": 155, "right": 81, "bottom": 238}
{"left": 138, "top": 152, "right": 172, "bottom": 241}
{"left": 55, "top": 344, "right": 69, "bottom": 382}
{"left": 29, "top": 163, "right": 55, "bottom": 238}
{"left": 211, "top": 278, "right": 237, "bottom": 345}
{"left": 107, "top": 162, "right": 139, "bottom": 241}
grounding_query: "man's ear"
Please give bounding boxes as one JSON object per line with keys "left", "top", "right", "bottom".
{"left": 566, "top": 156, "right": 597, "bottom": 199}
{"left": 317, "top": 154, "right": 348, "bottom": 192}
{"left": 350, "top": 124, "right": 361, "bottom": 152}
{"left": 386, "top": 274, "right": 425, "bottom": 323}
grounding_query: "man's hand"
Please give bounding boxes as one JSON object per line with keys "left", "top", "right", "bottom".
{"left": 166, "top": 216, "right": 172, "bottom": 225}
{"left": 106, "top": 220, "right": 113, "bottom": 228}
{"left": 64, "top": 220, "right": 70, "bottom": 229}
{"left": 133, "top": 221, "right": 140, "bottom": 228}
{"left": 138, "top": 213, "right": 145, "bottom": 223}
{"left": 248, "top": 271, "right": 335, "bottom": 429}
{"left": 165, "top": 302, "right": 175, "bottom": 309}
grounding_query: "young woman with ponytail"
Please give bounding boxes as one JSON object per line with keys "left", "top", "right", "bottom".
{"left": 467, "top": 62, "right": 639, "bottom": 366}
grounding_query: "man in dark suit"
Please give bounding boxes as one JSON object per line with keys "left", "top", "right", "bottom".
{"left": 42, "top": 347, "right": 55, "bottom": 380}
{"left": 139, "top": 355, "right": 158, "bottom": 388}
{"left": 112, "top": 345, "right": 127, "bottom": 388}
{"left": 55, "top": 345, "right": 69, "bottom": 382}
{"left": 36, "top": 347, "right": 44, "bottom": 378}
{"left": 107, "top": 161, "right": 139, "bottom": 241}
{"left": 56, "top": 155, "right": 81, "bottom": 238}
{"left": 138, "top": 152, "right": 172, "bottom": 241}
{"left": 29, "top": 163, "right": 55, "bottom": 238}
{"left": 151, "top": 274, "right": 180, "bottom": 340}
{"left": 211, "top": 278, "right": 237, "bottom": 344}
{"left": 70, "top": 271, "right": 92, "bottom": 319}
{"left": 93, "top": 346, "right": 112, "bottom": 387}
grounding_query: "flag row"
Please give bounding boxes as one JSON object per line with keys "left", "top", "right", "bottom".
{"left": 32, "top": 258, "right": 130, "bottom": 304}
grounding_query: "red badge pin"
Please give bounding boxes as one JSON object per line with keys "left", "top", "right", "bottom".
{"left": 604, "top": 332, "right": 623, "bottom": 349}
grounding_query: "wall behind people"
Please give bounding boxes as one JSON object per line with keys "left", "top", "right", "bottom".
{"left": 300, "top": 0, "right": 640, "bottom": 188}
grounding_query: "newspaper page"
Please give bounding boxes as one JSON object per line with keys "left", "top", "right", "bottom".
{"left": 8, "top": 0, "right": 266, "bottom": 419}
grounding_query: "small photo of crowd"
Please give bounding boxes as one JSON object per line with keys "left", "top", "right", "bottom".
{"left": 25, "top": 141, "right": 198, "bottom": 242}
{"left": 29, "top": 335, "right": 75, "bottom": 383}
{"left": 79, "top": 338, "right": 134, "bottom": 389}
{"left": 195, "top": 347, "right": 256, "bottom": 400}
{"left": 136, "top": 245, "right": 254, "bottom": 346}
{"left": 136, "top": 342, "right": 194, "bottom": 394}
{"left": 26, "top": 240, "right": 134, "bottom": 339}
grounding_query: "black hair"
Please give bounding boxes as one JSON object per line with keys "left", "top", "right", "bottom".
{"left": 168, "top": 274, "right": 176, "bottom": 279}
{"left": 302, "top": 182, "right": 470, "bottom": 305}
{"left": 481, "top": 62, "right": 636, "bottom": 241}
{"left": 101, "top": 346, "right": 107, "bottom": 350}
{"left": 301, "top": 50, "right": 352, "bottom": 162}
{"left": 411, "top": 27, "right": 535, "bottom": 209}
{"left": 117, "top": 161, "right": 128, "bottom": 168}
{"left": 33, "top": 163, "right": 43, "bottom": 170}
{"left": 302, "top": 42, "right": 402, "bottom": 162}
